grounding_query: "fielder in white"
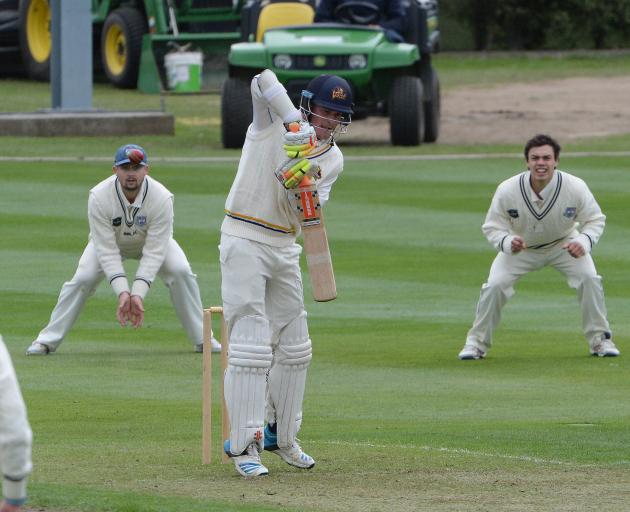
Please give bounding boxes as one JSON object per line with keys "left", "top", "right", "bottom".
{"left": 27, "top": 144, "right": 220, "bottom": 356}
{"left": 220, "top": 70, "right": 352, "bottom": 477}
{"left": 459, "top": 134, "right": 619, "bottom": 360}
{"left": 0, "top": 335, "right": 32, "bottom": 511}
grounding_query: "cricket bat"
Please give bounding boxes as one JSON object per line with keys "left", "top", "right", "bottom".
{"left": 292, "top": 178, "right": 337, "bottom": 302}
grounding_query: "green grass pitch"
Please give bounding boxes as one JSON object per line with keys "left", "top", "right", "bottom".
{"left": 1, "top": 152, "right": 628, "bottom": 511}
{"left": 1, "top": 52, "right": 630, "bottom": 510}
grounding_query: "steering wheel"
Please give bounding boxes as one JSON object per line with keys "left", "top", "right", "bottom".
{"left": 333, "top": 1, "right": 381, "bottom": 26}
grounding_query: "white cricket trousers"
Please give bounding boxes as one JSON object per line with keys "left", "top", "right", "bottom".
{"left": 35, "top": 239, "right": 204, "bottom": 351}
{"left": 467, "top": 245, "right": 610, "bottom": 351}
{"left": 220, "top": 233, "right": 309, "bottom": 452}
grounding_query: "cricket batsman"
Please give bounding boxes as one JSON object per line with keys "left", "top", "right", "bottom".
{"left": 459, "top": 134, "right": 619, "bottom": 360}
{"left": 220, "top": 69, "right": 353, "bottom": 477}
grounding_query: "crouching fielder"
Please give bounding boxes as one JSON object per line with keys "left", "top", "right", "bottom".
{"left": 220, "top": 69, "right": 352, "bottom": 477}
{"left": 459, "top": 134, "right": 619, "bottom": 360}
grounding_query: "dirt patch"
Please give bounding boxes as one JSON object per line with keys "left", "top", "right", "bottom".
{"left": 344, "top": 76, "right": 630, "bottom": 145}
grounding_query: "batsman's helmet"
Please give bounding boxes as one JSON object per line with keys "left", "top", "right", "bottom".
{"left": 300, "top": 75, "right": 353, "bottom": 140}
{"left": 114, "top": 144, "right": 148, "bottom": 167}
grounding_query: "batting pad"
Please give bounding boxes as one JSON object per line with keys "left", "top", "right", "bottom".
{"left": 267, "top": 312, "right": 312, "bottom": 448}
{"left": 225, "top": 315, "right": 273, "bottom": 454}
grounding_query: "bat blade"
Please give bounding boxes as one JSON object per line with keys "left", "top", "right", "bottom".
{"left": 302, "top": 221, "right": 336, "bottom": 302}
{"left": 292, "top": 183, "right": 336, "bottom": 302}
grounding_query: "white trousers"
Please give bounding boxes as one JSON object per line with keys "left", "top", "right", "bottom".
{"left": 220, "top": 233, "right": 308, "bottom": 448}
{"left": 36, "top": 239, "right": 204, "bottom": 351}
{"left": 467, "top": 246, "right": 610, "bottom": 351}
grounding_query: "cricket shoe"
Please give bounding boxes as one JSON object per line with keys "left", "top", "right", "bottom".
{"left": 590, "top": 339, "right": 620, "bottom": 357}
{"left": 26, "top": 342, "right": 51, "bottom": 356}
{"left": 223, "top": 440, "right": 268, "bottom": 477}
{"left": 194, "top": 337, "right": 222, "bottom": 353}
{"left": 264, "top": 424, "right": 315, "bottom": 469}
{"left": 458, "top": 343, "right": 486, "bottom": 360}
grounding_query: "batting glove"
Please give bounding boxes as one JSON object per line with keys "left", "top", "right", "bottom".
{"left": 283, "top": 121, "right": 317, "bottom": 159}
{"left": 275, "top": 157, "right": 320, "bottom": 189}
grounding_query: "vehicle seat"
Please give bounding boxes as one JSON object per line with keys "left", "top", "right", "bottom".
{"left": 256, "top": 2, "right": 315, "bottom": 42}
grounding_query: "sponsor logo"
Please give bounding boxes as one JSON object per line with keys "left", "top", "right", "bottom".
{"left": 331, "top": 86, "right": 347, "bottom": 100}
{"left": 563, "top": 207, "right": 576, "bottom": 218}
{"left": 313, "top": 55, "right": 326, "bottom": 67}
{"left": 254, "top": 430, "right": 263, "bottom": 442}
{"left": 112, "top": 217, "right": 122, "bottom": 226}
{"left": 507, "top": 209, "right": 519, "bottom": 218}
{"left": 135, "top": 215, "right": 147, "bottom": 226}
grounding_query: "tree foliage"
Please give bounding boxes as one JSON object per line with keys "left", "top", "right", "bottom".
{"left": 443, "top": 0, "right": 630, "bottom": 50}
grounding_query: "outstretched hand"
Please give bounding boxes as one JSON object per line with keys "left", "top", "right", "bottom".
{"left": 130, "top": 295, "right": 145, "bottom": 328}
{"left": 117, "top": 292, "right": 144, "bottom": 328}
{"left": 117, "top": 292, "right": 131, "bottom": 326}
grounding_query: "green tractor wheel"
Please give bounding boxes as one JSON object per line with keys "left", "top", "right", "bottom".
{"left": 389, "top": 75, "right": 425, "bottom": 146}
{"left": 101, "top": 7, "right": 146, "bottom": 89}
{"left": 423, "top": 67, "right": 440, "bottom": 143}
{"left": 18, "top": 0, "right": 51, "bottom": 80}
{"left": 221, "top": 77, "right": 252, "bottom": 149}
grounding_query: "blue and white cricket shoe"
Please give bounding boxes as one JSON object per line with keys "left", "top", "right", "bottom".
{"left": 223, "top": 440, "right": 268, "bottom": 477}
{"left": 264, "top": 424, "right": 315, "bottom": 469}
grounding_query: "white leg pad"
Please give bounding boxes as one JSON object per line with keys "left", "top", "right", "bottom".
{"left": 224, "top": 315, "right": 273, "bottom": 454}
{"left": 267, "top": 312, "right": 312, "bottom": 448}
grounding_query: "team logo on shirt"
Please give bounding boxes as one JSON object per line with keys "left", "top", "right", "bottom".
{"left": 135, "top": 216, "right": 147, "bottom": 226}
{"left": 563, "top": 207, "right": 576, "bottom": 218}
{"left": 507, "top": 209, "right": 519, "bottom": 218}
{"left": 112, "top": 217, "right": 122, "bottom": 226}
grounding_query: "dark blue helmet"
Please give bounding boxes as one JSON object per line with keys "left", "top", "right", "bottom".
{"left": 301, "top": 75, "right": 353, "bottom": 121}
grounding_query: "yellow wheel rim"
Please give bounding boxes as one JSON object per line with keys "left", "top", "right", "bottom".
{"left": 26, "top": 0, "right": 51, "bottom": 63}
{"left": 104, "top": 23, "right": 127, "bottom": 76}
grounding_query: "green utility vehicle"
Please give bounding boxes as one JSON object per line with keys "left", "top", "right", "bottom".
{"left": 222, "top": 0, "right": 440, "bottom": 147}
{"left": 0, "top": 0, "right": 243, "bottom": 91}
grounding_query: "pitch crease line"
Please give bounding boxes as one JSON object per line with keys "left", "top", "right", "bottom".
{"left": 314, "top": 440, "right": 630, "bottom": 468}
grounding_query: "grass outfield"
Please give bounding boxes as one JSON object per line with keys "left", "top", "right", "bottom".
{"left": 1, "top": 150, "right": 629, "bottom": 511}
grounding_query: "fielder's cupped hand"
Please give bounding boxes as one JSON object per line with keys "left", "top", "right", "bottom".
{"left": 563, "top": 240, "right": 585, "bottom": 258}
{"left": 511, "top": 236, "right": 527, "bottom": 254}
{"left": 130, "top": 295, "right": 145, "bottom": 328}
{"left": 283, "top": 121, "right": 317, "bottom": 159}
{"left": 117, "top": 292, "right": 144, "bottom": 328}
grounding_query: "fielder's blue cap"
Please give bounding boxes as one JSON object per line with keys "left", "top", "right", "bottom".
{"left": 114, "top": 144, "right": 148, "bottom": 166}
{"left": 303, "top": 75, "right": 354, "bottom": 116}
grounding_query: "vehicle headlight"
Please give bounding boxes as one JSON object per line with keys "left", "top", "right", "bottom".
{"left": 273, "top": 54, "right": 292, "bottom": 69}
{"left": 348, "top": 54, "right": 367, "bottom": 69}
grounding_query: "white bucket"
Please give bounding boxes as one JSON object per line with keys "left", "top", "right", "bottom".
{"left": 164, "top": 51, "right": 203, "bottom": 92}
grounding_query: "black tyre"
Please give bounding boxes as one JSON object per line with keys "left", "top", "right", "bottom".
{"left": 221, "top": 77, "right": 252, "bottom": 149}
{"left": 101, "top": 7, "right": 146, "bottom": 88}
{"left": 389, "top": 75, "right": 424, "bottom": 146}
{"left": 423, "top": 67, "right": 440, "bottom": 143}
{"left": 18, "top": 0, "right": 50, "bottom": 81}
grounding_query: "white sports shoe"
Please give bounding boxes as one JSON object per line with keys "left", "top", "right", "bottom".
{"left": 458, "top": 343, "right": 486, "bottom": 360}
{"left": 270, "top": 442, "right": 315, "bottom": 469}
{"left": 590, "top": 339, "right": 620, "bottom": 357}
{"left": 263, "top": 424, "right": 314, "bottom": 469}
{"left": 194, "top": 337, "right": 222, "bottom": 353}
{"left": 224, "top": 441, "right": 269, "bottom": 477}
{"left": 26, "top": 342, "right": 51, "bottom": 356}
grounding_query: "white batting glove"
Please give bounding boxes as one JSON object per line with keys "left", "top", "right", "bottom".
{"left": 283, "top": 121, "right": 317, "bottom": 159}
{"left": 275, "top": 157, "right": 320, "bottom": 189}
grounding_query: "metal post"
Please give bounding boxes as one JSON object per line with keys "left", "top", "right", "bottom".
{"left": 50, "top": 0, "right": 92, "bottom": 110}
